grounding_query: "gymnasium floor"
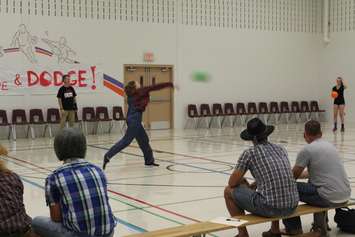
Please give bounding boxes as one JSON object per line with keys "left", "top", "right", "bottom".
{"left": 1, "top": 123, "right": 355, "bottom": 237}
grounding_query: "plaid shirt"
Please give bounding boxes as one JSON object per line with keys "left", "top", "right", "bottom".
{"left": 235, "top": 142, "right": 299, "bottom": 209}
{"left": 0, "top": 171, "right": 31, "bottom": 234}
{"left": 46, "top": 159, "right": 116, "bottom": 236}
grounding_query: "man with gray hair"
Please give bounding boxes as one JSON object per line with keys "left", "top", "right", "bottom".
{"left": 32, "top": 128, "right": 116, "bottom": 237}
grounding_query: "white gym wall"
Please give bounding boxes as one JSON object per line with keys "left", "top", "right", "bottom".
{"left": 0, "top": 0, "right": 331, "bottom": 128}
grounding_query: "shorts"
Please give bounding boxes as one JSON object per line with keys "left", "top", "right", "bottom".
{"left": 232, "top": 186, "right": 296, "bottom": 218}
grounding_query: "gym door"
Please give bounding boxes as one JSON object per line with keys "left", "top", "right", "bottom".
{"left": 124, "top": 65, "right": 173, "bottom": 129}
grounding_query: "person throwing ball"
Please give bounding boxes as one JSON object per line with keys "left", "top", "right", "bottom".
{"left": 332, "top": 77, "right": 347, "bottom": 132}
{"left": 103, "top": 81, "right": 174, "bottom": 169}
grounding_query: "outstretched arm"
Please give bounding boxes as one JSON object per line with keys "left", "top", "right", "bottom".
{"left": 139, "top": 82, "right": 174, "bottom": 94}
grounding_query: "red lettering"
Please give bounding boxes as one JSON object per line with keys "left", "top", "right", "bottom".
{"left": 54, "top": 71, "right": 64, "bottom": 86}
{"left": 0, "top": 81, "right": 8, "bottom": 91}
{"left": 78, "top": 70, "right": 87, "bottom": 87}
{"left": 40, "top": 71, "right": 52, "bottom": 87}
{"left": 27, "top": 71, "right": 39, "bottom": 87}
{"left": 24, "top": 68, "right": 95, "bottom": 88}
{"left": 68, "top": 71, "right": 77, "bottom": 86}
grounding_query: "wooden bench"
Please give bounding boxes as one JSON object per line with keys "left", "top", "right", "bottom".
{"left": 124, "top": 201, "right": 355, "bottom": 237}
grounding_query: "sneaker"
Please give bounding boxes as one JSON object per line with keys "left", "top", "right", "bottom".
{"left": 333, "top": 127, "right": 337, "bottom": 132}
{"left": 341, "top": 126, "right": 345, "bottom": 132}
{"left": 103, "top": 156, "right": 110, "bottom": 170}
{"left": 310, "top": 225, "right": 328, "bottom": 237}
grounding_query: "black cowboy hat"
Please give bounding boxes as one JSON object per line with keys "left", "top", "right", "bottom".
{"left": 240, "top": 118, "right": 275, "bottom": 141}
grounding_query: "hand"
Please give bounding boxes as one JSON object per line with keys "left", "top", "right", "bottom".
{"left": 249, "top": 182, "right": 257, "bottom": 190}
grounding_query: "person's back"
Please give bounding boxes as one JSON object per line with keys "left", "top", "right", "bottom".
{"left": 0, "top": 146, "right": 35, "bottom": 237}
{"left": 241, "top": 142, "right": 299, "bottom": 209}
{"left": 47, "top": 159, "right": 116, "bottom": 236}
{"left": 33, "top": 128, "right": 116, "bottom": 237}
{"left": 298, "top": 139, "right": 350, "bottom": 203}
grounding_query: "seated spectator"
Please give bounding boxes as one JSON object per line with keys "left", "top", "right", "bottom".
{"left": 282, "top": 120, "right": 351, "bottom": 236}
{"left": 32, "top": 128, "right": 117, "bottom": 237}
{"left": 0, "top": 145, "right": 39, "bottom": 237}
{"left": 224, "top": 118, "right": 299, "bottom": 237}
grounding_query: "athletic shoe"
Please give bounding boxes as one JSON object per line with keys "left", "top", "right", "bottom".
{"left": 103, "top": 156, "right": 110, "bottom": 170}
{"left": 333, "top": 127, "right": 337, "bottom": 132}
{"left": 341, "top": 125, "right": 345, "bottom": 132}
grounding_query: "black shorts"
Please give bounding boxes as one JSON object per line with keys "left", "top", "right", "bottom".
{"left": 334, "top": 100, "right": 345, "bottom": 105}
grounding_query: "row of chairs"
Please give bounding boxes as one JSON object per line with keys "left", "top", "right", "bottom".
{"left": 0, "top": 106, "right": 126, "bottom": 140}
{"left": 186, "top": 101, "right": 326, "bottom": 128}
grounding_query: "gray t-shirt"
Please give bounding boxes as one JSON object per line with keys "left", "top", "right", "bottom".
{"left": 296, "top": 139, "right": 351, "bottom": 203}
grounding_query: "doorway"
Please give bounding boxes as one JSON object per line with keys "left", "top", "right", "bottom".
{"left": 123, "top": 65, "right": 174, "bottom": 130}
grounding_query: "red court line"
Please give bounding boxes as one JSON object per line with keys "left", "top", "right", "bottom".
{"left": 6, "top": 155, "right": 201, "bottom": 223}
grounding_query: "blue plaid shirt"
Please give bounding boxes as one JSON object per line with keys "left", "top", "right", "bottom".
{"left": 45, "top": 159, "right": 116, "bottom": 236}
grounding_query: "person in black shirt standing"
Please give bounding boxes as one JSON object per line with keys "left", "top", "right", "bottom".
{"left": 57, "top": 75, "right": 77, "bottom": 129}
{"left": 332, "top": 77, "right": 347, "bottom": 132}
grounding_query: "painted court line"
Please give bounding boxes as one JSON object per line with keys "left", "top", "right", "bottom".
{"left": 8, "top": 155, "right": 220, "bottom": 237}
{"left": 89, "top": 144, "right": 233, "bottom": 175}
{"left": 4, "top": 155, "right": 207, "bottom": 224}
{"left": 19, "top": 176, "right": 147, "bottom": 234}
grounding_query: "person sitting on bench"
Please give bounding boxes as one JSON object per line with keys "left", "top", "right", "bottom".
{"left": 224, "top": 118, "right": 299, "bottom": 237}
{"left": 281, "top": 120, "right": 351, "bottom": 237}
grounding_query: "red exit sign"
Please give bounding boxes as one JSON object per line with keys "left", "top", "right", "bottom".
{"left": 144, "top": 52, "right": 154, "bottom": 62}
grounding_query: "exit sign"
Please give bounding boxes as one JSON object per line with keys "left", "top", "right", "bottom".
{"left": 144, "top": 52, "right": 154, "bottom": 62}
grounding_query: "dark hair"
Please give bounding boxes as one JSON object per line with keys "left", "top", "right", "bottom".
{"left": 253, "top": 137, "right": 268, "bottom": 144}
{"left": 62, "top": 75, "right": 70, "bottom": 82}
{"left": 305, "top": 120, "right": 321, "bottom": 137}
{"left": 54, "top": 128, "right": 87, "bottom": 161}
{"left": 124, "top": 81, "right": 137, "bottom": 96}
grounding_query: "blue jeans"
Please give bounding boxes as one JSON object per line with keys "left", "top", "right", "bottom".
{"left": 32, "top": 217, "right": 114, "bottom": 237}
{"left": 105, "top": 119, "right": 154, "bottom": 165}
{"left": 283, "top": 182, "right": 343, "bottom": 231}
{"left": 232, "top": 186, "right": 296, "bottom": 218}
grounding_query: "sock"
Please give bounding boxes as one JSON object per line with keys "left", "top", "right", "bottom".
{"left": 341, "top": 124, "right": 344, "bottom": 128}
{"left": 334, "top": 123, "right": 337, "bottom": 128}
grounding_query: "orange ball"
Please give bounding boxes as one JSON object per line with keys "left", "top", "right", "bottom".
{"left": 331, "top": 91, "right": 339, "bottom": 99}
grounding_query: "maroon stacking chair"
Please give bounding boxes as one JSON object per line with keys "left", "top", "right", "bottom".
{"left": 45, "top": 108, "right": 60, "bottom": 137}
{"left": 269, "top": 102, "right": 281, "bottom": 124}
{"left": 258, "top": 102, "right": 269, "bottom": 124}
{"left": 185, "top": 104, "right": 200, "bottom": 129}
{"left": 211, "top": 103, "right": 224, "bottom": 128}
{"left": 11, "top": 109, "right": 30, "bottom": 140}
{"left": 280, "top": 101, "right": 291, "bottom": 123}
{"left": 96, "top": 106, "right": 112, "bottom": 133}
{"left": 300, "top": 101, "right": 311, "bottom": 120}
{"left": 29, "top": 109, "right": 46, "bottom": 138}
{"left": 290, "top": 101, "right": 301, "bottom": 123}
{"left": 82, "top": 107, "right": 97, "bottom": 134}
{"left": 0, "top": 110, "right": 11, "bottom": 139}
{"left": 310, "top": 101, "right": 325, "bottom": 121}
{"left": 200, "top": 104, "right": 213, "bottom": 128}
{"left": 235, "top": 103, "right": 248, "bottom": 125}
{"left": 113, "top": 106, "right": 127, "bottom": 132}
{"left": 247, "top": 102, "right": 258, "bottom": 115}
{"left": 113, "top": 106, "right": 126, "bottom": 121}
{"left": 223, "top": 103, "right": 236, "bottom": 127}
